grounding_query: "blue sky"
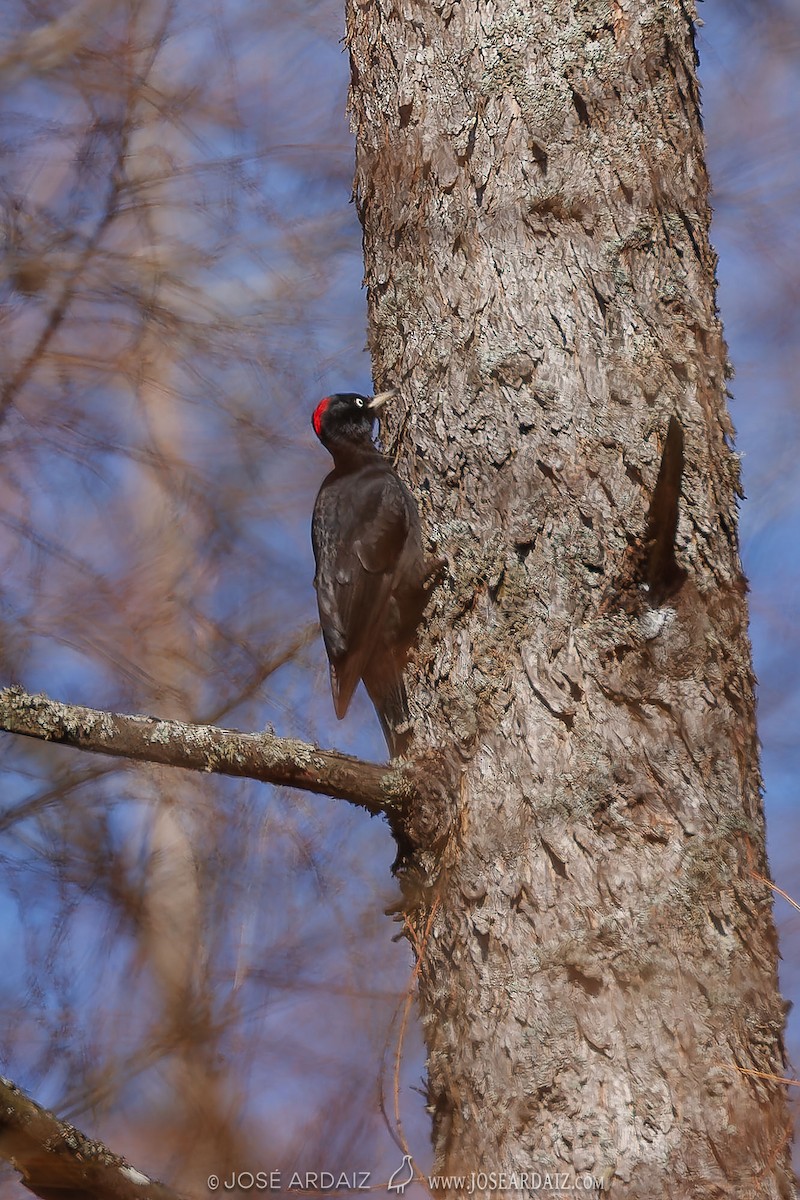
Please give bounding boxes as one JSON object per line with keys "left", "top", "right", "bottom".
{"left": 700, "top": 0, "right": 800, "bottom": 1097}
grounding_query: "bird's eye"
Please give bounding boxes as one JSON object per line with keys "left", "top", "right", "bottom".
{"left": 355, "top": 398, "right": 363, "bottom": 408}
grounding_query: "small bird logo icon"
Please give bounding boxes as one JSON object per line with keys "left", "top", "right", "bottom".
{"left": 387, "top": 1153, "right": 414, "bottom": 1194}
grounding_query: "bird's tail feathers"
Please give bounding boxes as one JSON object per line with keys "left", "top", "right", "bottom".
{"left": 330, "top": 660, "right": 359, "bottom": 720}
{"left": 363, "top": 659, "right": 412, "bottom": 759}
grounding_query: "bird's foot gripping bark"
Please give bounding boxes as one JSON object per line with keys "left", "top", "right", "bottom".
{"left": 423, "top": 555, "right": 448, "bottom": 587}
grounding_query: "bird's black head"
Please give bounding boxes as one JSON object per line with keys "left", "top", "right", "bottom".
{"left": 312, "top": 391, "right": 394, "bottom": 453}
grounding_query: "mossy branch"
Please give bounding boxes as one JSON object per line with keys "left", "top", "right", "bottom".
{"left": 0, "top": 1075, "right": 184, "bottom": 1200}
{"left": 0, "top": 686, "right": 415, "bottom": 821}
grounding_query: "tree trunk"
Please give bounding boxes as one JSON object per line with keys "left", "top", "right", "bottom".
{"left": 347, "top": 0, "right": 795, "bottom": 1194}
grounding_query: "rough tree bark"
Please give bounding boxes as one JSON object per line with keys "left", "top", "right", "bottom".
{"left": 347, "top": 0, "right": 795, "bottom": 1195}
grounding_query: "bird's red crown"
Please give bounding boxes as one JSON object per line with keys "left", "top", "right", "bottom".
{"left": 312, "top": 396, "right": 331, "bottom": 438}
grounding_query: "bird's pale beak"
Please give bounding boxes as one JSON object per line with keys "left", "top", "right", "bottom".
{"left": 368, "top": 389, "right": 396, "bottom": 410}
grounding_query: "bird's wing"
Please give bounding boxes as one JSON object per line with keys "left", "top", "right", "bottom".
{"left": 352, "top": 470, "right": 409, "bottom": 574}
{"left": 320, "top": 469, "right": 410, "bottom": 719}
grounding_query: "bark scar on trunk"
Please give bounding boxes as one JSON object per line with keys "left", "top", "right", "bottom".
{"left": 642, "top": 415, "right": 688, "bottom": 605}
{"left": 602, "top": 415, "right": 688, "bottom": 614}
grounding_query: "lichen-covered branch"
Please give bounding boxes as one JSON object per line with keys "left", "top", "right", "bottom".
{"left": 0, "top": 686, "right": 415, "bottom": 820}
{"left": 0, "top": 1075, "right": 184, "bottom": 1200}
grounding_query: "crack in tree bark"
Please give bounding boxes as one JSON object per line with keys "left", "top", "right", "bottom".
{"left": 642, "top": 415, "right": 688, "bottom": 605}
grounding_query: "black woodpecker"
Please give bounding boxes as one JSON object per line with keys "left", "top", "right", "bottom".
{"left": 311, "top": 390, "right": 431, "bottom": 757}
